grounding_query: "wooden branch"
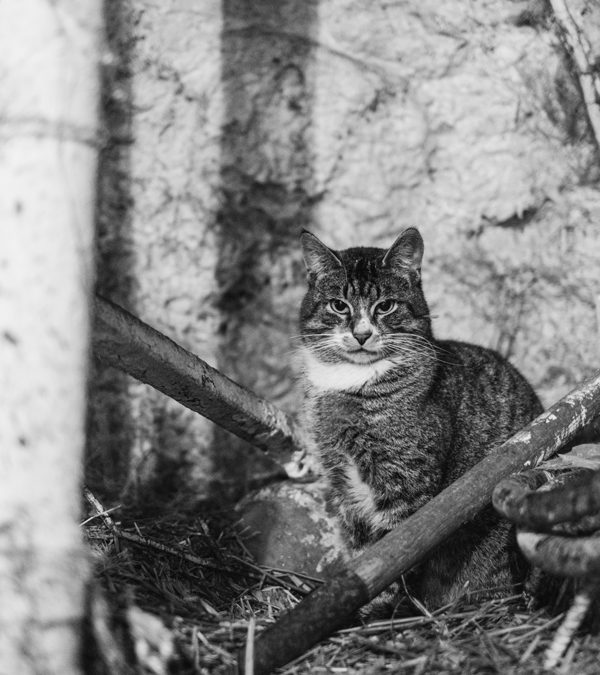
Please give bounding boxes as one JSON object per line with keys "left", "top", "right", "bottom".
{"left": 493, "top": 469, "right": 600, "bottom": 531}
{"left": 516, "top": 529, "right": 600, "bottom": 577}
{"left": 92, "top": 295, "right": 306, "bottom": 463}
{"left": 245, "top": 369, "right": 600, "bottom": 674}
{"left": 549, "top": 0, "right": 600, "bottom": 150}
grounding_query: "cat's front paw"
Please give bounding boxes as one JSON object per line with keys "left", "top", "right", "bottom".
{"left": 357, "top": 583, "right": 412, "bottom": 622}
{"left": 283, "top": 450, "right": 321, "bottom": 482}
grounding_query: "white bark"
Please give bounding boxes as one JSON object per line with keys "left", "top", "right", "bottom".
{"left": 549, "top": 0, "right": 600, "bottom": 149}
{"left": 0, "top": 1, "right": 102, "bottom": 673}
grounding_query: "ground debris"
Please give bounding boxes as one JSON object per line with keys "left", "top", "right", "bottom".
{"left": 82, "top": 499, "right": 600, "bottom": 673}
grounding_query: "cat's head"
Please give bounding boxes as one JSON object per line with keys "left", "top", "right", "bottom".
{"left": 299, "top": 228, "right": 432, "bottom": 365}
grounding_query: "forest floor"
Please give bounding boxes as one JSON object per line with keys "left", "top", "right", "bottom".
{"left": 83, "top": 492, "right": 600, "bottom": 675}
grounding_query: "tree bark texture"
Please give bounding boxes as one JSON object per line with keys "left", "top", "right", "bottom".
{"left": 0, "top": 1, "right": 102, "bottom": 673}
{"left": 246, "top": 369, "right": 600, "bottom": 674}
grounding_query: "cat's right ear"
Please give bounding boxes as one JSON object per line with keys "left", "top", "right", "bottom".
{"left": 300, "top": 230, "right": 343, "bottom": 278}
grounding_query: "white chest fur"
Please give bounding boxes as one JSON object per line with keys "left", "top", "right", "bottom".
{"left": 344, "top": 460, "right": 389, "bottom": 530}
{"left": 300, "top": 347, "right": 400, "bottom": 392}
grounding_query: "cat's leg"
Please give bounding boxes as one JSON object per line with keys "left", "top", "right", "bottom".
{"left": 419, "top": 507, "right": 526, "bottom": 609}
{"left": 358, "top": 579, "right": 413, "bottom": 621}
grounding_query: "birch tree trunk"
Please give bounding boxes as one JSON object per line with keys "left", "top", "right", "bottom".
{"left": 0, "top": 2, "right": 102, "bottom": 673}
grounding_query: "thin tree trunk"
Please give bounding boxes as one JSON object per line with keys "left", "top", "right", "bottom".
{"left": 0, "top": 2, "right": 102, "bottom": 673}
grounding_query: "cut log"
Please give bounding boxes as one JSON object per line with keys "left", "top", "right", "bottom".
{"left": 93, "top": 295, "right": 306, "bottom": 463}
{"left": 245, "top": 369, "right": 600, "bottom": 674}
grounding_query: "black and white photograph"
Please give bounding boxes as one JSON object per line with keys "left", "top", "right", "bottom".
{"left": 2, "top": 1, "right": 600, "bottom": 673}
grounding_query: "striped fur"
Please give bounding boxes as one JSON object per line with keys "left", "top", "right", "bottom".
{"left": 299, "top": 229, "right": 542, "bottom": 610}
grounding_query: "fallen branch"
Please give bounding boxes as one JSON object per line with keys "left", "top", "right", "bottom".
{"left": 493, "top": 469, "right": 600, "bottom": 532}
{"left": 93, "top": 295, "right": 306, "bottom": 464}
{"left": 244, "top": 369, "right": 600, "bottom": 674}
{"left": 495, "top": 466, "right": 600, "bottom": 667}
{"left": 516, "top": 529, "right": 600, "bottom": 577}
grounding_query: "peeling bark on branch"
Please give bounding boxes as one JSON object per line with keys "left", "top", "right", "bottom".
{"left": 93, "top": 296, "right": 307, "bottom": 464}
{"left": 245, "top": 370, "right": 600, "bottom": 674}
{"left": 516, "top": 529, "right": 600, "bottom": 577}
{"left": 493, "top": 469, "right": 600, "bottom": 533}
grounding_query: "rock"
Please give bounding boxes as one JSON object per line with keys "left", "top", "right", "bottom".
{"left": 236, "top": 479, "right": 347, "bottom": 578}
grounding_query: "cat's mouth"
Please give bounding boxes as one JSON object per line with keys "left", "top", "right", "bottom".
{"left": 344, "top": 347, "right": 383, "bottom": 364}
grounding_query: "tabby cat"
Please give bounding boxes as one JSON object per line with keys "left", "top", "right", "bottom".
{"left": 299, "top": 228, "right": 543, "bottom": 610}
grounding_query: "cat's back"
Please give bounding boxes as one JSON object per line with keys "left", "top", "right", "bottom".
{"left": 434, "top": 339, "right": 543, "bottom": 480}
{"left": 436, "top": 339, "right": 540, "bottom": 407}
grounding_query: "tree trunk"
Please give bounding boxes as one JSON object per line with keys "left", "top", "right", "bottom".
{"left": 0, "top": 2, "right": 102, "bottom": 673}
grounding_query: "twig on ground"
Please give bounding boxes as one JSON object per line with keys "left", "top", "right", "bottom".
{"left": 544, "top": 584, "right": 594, "bottom": 669}
{"left": 244, "top": 617, "right": 256, "bottom": 675}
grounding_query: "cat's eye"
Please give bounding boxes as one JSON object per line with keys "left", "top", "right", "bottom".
{"left": 328, "top": 299, "right": 351, "bottom": 314}
{"left": 374, "top": 299, "right": 398, "bottom": 315}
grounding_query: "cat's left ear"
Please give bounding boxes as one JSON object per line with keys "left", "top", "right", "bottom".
{"left": 382, "top": 227, "right": 424, "bottom": 277}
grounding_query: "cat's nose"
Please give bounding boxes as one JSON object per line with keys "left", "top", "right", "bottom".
{"left": 353, "top": 329, "right": 373, "bottom": 346}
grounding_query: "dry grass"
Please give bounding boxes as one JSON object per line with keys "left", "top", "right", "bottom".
{"left": 82, "top": 492, "right": 600, "bottom": 674}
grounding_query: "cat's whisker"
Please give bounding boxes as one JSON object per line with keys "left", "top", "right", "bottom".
{"left": 386, "top": 335, "right": 435, "bottom": 346}
{"left": 383, "top": 340, "right": 431, "bottom": 352}
{"left": 384, "top": 335, "right": 463, "bottom": 366}
{"left": 382, "top": 337, "right": 464, "bottom": 366}
{"left": 384, "top": 344, "right": 461, "bottom": 367}
{"left": 304, "top": 340, "right": 341, "bottom": 355}
{"left": 391, "top": 334, "right": 435, "bottom": 346}
{"left": 383, "top": 340, "right": 436, "bottom": 356}
{"left": 385, "top": 339, "right": 433, "bottom": 349}
{"left": 384, "top": 335, "right": 434, "bottom": 345}
{"left": 382, "top": 347, "right": 434, "bottom": 362}
{"left": 289, "top": 333, "right": 339, "bottom": 341}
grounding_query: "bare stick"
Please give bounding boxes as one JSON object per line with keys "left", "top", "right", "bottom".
{"left": 93, "top": 295, "right": 306, "bottom": 463}
{"left": 245, "top": 369, "right": 600, "bottom": 674}
{"left": 516, "top": 529, "right": 600, "bottom": 577}
{"left": 84, "top": 486, "right": 237, "bottom": 571}
{"left": 544, "top": 584, "right": 594, "bottom": 669}
{"left": 549, "top": 0, "right": 600, "bottom": 149}
{"left": 493, "top": 470, "right": 600, "bottom": 531}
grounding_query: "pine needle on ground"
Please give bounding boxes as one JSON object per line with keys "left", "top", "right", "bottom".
{"left": 82, "top": 496, "right": 600, "bottom": 674}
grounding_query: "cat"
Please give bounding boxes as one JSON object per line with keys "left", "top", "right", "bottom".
{"left": 298, "top": 227, "right": 543, "bottom": 611}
